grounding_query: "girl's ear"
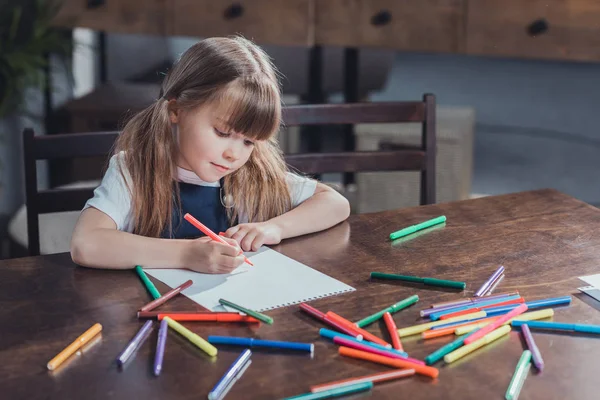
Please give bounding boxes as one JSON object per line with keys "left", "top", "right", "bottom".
{"left": 167, "top": 99, "right": 179, "bottom": 124}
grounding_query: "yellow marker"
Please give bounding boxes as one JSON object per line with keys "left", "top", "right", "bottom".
{"left": 164, "top": 317, "right": 217, "bottom": 357}
{"left": 47, "top": 323, "right": 102, "bottom": 370}
{"left": 397, "top": 311, "right": 486, "bottom": 337}
{"left": 454, "top": 308, "right": 554, "bottom": 336}
{"left": 444, "top": 325, "right": 511, "bottom": 363}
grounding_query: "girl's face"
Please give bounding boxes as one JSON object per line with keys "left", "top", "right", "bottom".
{"left": 170, "top": 102, "right": 256, "bottom": 183}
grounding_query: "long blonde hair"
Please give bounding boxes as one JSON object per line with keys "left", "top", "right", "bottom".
{"left": 115, "top": 36, "right": 291, "bottom": 237}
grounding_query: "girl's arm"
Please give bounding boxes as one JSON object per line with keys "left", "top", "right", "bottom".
{"left": 271, "top": 182, "right": 350, "bottom": 239}
{"left": 70, "top": 208, "right": 244, "bottom": 272}
{"left": 225, "top": 183, "right": 350, "bottom": 251}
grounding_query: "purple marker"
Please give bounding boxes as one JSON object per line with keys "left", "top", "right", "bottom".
{"left": 474, "top": 266, "right": 505, "bottom": 297}
{"left": 154, "top": 318, "right": 168, "bottom": 376}
{"left": 484, "top": 273, "right": 505, "bottom": 296}
{"left": 521, "top": 323, "right": 544, "bottom": 371}
{"left": 117, "top": 320, "right": 153, "bottom": 367}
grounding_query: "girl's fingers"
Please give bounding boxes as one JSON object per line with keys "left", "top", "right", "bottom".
{"left": 217, "top": 254, "right": 245, "bottom": 272}
{"left": 220, "top": 236, "right": 242, "bottom": 252}
{"left": 251, "top": 233, "right": 265, "bottom": 252}
{"left": 224, "top": 226, "right": 240, "bottom": 238}
{"left": 241, "top": 230, "right": 259, "bottom": 252}
{"left": 214, "top": 241, "right": 240, "bottom": 257}
{"left": 231, "top": 228, "right": 248, "bottom": 245}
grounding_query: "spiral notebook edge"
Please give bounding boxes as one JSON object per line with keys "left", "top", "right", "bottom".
{"left": 255, "top": 287, "right": 357, "bottom": 312}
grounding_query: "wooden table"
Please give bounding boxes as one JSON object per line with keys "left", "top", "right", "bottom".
{"left": 3, "top": 189, "right": 600, "bottom": 399}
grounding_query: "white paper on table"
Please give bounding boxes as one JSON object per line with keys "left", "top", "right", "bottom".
{"left": 579, "top": 274, "right": 600, "bottom": 289}
{"left": 145, "top": 246, "right": 355, "bottom": 312}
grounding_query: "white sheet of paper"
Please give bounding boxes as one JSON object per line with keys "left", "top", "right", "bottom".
{"left": 145, "top": 247, "right": 355, "bottom": 312}
{"left": 579, "top": 274, "right": 600, "bottom": 289}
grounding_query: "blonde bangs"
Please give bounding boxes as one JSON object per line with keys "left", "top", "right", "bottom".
{"left": 211, "top": 78, "right": 281, "bottom": 141}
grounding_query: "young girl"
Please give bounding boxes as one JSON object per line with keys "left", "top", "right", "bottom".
{"left": 70, "top": 36, "right": 350, "bottom": 274}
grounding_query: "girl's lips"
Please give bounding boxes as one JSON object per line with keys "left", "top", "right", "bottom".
{"left": 211, "top": 162, "right": 230, "bottom": 172}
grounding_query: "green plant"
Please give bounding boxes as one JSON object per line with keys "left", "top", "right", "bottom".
{"left": 0, "top": 0, "right": 71, "bottom": 118}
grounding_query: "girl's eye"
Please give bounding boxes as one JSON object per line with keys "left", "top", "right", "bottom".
{"left": 244, "top": 139, "right": 255, "bottom": 146}
{"left": 214, "top": 128, "right": 230, "bottom": 137}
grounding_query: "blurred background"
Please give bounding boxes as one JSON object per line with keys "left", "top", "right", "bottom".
{"left": 1, "top": 0, "right": 599, "bottom": 258}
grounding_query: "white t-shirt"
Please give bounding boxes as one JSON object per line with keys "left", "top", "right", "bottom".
{"left": 83, "top": 152, "right": 317, "bottom": 232}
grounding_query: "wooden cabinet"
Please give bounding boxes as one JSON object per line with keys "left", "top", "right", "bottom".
{"left": 52, "top": 0, "right": 166, "bottom": 35}
{"left": 50, "top": 0, "right": 600, "bottom": 63}
{"left": 315, "top": 0, "right": 465, "bottom": 53}
{"left": 168, "top": 0, "right": 314, "bottom": 46}
{"left": 467, "top": 0, "right": 600, "bottom": 62}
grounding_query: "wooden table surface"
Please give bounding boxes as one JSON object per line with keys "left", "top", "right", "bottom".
{"left": 3, "top": 189, "right": 600, "bottom": 399}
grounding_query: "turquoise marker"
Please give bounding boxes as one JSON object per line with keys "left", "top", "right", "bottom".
{"left": 135, "top": 265, "right": 161, "bottom": 299}
{"left": 424, "top": 328, "right": 481, "bottom": 365}
{"left": 389, "top": 216, "right": 446, "bottom": 240}
{"left": 370, "top": 272, "right": 466, "bottom": 290}
{"left": 283, "top": 381, "right": 373, "bottom": 400}
{"left": 319, "top": 329, "right": 408, "bottom": 357}
{"left": 511, "top": 320, "right": 600, "bottom": 334}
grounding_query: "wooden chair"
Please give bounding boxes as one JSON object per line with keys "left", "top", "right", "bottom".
{"left": 20, "top": 95, "right": 436, "bottom": 255}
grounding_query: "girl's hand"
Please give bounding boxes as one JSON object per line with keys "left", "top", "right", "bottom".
{"left": 224, "top": 222, "right": 283, "bottom": 252}
{"left": 183, "top": 236, "right": 245, "bottom": 274}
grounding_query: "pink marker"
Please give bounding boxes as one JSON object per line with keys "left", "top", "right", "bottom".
{"left": 464, "top": 303, "right": 528, "bottom": 345}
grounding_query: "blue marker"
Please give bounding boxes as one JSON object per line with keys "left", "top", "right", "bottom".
{"left": 511, "top": 320, "right": 600, "bottom": 334}
{"left": 319, "top": 329, "right": 408, "bottom": 357}
{"left": 209, "top": 349, "right": 252, "bottom": 400}
{"left": 430, "top": 315, "right": 489, "bottom": 330}
{"left": 207, "top": 336, "right": 314, "bottom": 353}
{"left": 486, "top": 296, "right": 571, "bottom": 317}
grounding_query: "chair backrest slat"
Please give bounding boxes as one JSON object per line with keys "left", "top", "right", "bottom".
{"left": 34, "top": 131, "right": 119, "bottom": 159}
{"left": 22, "top": 96, "right": 436, "bottom": 256}
{"left": 286, "top": 150, "right": 425, "bottom": 174}
{"left": 282, "top": 102, "right": 425, "bottom": 126}
{"left": 37, "top": 189, "right": 96, "bottom": 214}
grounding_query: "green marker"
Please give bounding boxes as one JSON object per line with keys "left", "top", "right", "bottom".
{"left": 424, "top": 328, "right": 480, "bottom": 365}
{"left": 135, "top": 265, "right": 161, "bottom": 299}
{"left": 389, "top": 215, "right": 446, "bottom": 240}
{"left": 505, "top": 350, "right": 532, "bottom": 400}
{"left": 219, "top": 298, "right": 274, "bottom": 325}
{"left": 370, "top": 272, "right": 466, "bottom": 290}
{"left": 355, "top": 295, "right": 419, "bottom": 327}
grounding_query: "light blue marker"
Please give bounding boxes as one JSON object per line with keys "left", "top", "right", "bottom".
{"left": 209, "top": 349, "right": 252, "bottom": 400}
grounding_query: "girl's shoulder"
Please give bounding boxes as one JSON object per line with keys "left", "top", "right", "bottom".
{"left": 285, "top": 171, "right": 317, "bottom": 207}
{"left": 105, "top": 151, "right": 132, "bottom": 181}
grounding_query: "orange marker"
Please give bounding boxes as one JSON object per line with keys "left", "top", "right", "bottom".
{"left": 325, "top": 311, "right": 390, "bottom": 348}
{"left": 382, "top": 312, "right": 403, "bottom": 351}
{"left": 338, "top": 346, "right": 439, "bottom": 379}
{"left": 439, "top": 298, "right": 524, "bottom": 320}
{"left": 184, "top": 213, "right": 253, "bottom": 266}
{"left": 157, "top": 313, "right": 260, "bottom": 323}
{"left": 47, "top": 323, "right": 103, "bottom": 370}
{"left": 421, "top": 316, "right": 500, "bottom": 340}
